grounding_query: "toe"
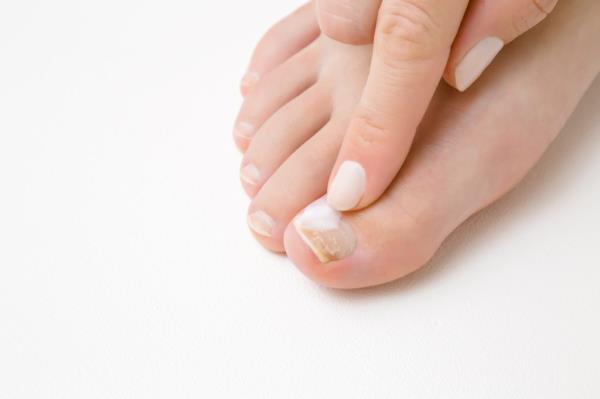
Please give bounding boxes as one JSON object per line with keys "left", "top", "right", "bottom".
{"left": 246, "top": 119, "right": 349, "bottom": 252}
{"left": 240, "top": 84, "right": 332, "bottom": 197}
{"left": 284, "top": 114, "right": 487, "bottom": 289}
{"left": 284, "top": 192, "right": 439, "bottom": 289}
{"left": 241, "top": 2, "right": 320, "bottom": 96}
{"left": 234, "top": 42, "right": 321, "bottom": 152}
{"left": 316, "top": 0, "right": 381, "bottom": 44}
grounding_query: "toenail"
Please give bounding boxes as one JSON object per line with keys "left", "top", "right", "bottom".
{"left": 234, "top": 122, "right": 256, "bottom": 139}
{"left": 240, "top": 164, "right": 261, "bottom": 186}
{"left": 455, "top": 37, "right": 504, "bottom": 92}
{"left": 241, "top": 71, "right": 260, "bottom": 91}
{"left": 293, "top": 199, "right": 357, "bottom": 264}
{"left": 248, "top": 210, "right": 275, "bottom": 237}
{"left": 328, "top": 161, "right": 366, "bottom": 211}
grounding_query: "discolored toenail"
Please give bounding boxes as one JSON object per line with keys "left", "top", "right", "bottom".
{"left": 293, "top": 199, "right": 357, "bottom": 263}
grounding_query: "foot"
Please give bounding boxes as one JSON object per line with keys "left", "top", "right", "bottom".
{"left": 236, "top": 1, "right": 600, "bottom": 288}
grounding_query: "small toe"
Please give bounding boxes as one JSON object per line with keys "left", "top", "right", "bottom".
{"left": 234, "top": 42, "right": 321, "bottom": 152}
{"left": 241, "top": 2, "right": 320, "bottom": 96}
{"left": 240, "top": 84, "right": 332, "bottom": 197}
{"left": 246, "top": 118, "right": 349, "bottom": 252}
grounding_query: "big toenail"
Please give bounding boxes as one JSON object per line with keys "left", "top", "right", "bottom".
{"left": 241, "top": 164, "right": 261, "bottom": 186}
{"left": 234, "top": 122, "right": 256, "bottom": 139}
{"left": 293, "top": 199, "right": 357, "bottom": 264}
{"left": 241, "top": 71, "right": 260, "bottom": 91}
{"left": 248, "top": 211, "right": 275, "bottom": 237}
{"left": 328, "top": 161, "right": 366, "bottom": 211}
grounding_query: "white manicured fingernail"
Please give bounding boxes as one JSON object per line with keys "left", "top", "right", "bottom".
{"left": 247, "top": 211, "right": 275, "bottom": 237}
{"left": 328, "top": 161, "right": 366, "bottom": 211}
{"left": 241, "top": 71, "right": 260, "bottom": 91}
{"left": 241, "top": 164, "right": 261, "bottom": 186}
{"left": 234, "top": 122, "right": 256, "bottom": 139}
{"left": 455, "top": 37, "right": 504, "bottom": 92}
{"left": 293, "top": 199, "right": 357, "bottom": 264}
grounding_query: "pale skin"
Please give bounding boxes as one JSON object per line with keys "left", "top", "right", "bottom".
{"left": 235, "top": 0, "right": 600, "bottom": 288}
{"left": 317, "top": 0, "right": 562, "bottom": 214}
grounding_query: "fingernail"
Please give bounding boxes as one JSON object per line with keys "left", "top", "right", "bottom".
{"left": 247, "top": 210, "right": 275, "bottom": 237}
{"left": 234, "top": 122, "right": 256, "bottom": 139}
{"left": 241, "top": 71, "right": 260, "bottom": 92}
{"left": 240, "top": 164, "right": 261, "bottom": 186}
{"left": 455, "top": 37, "right": 504, "bottom": 92}
{"left": 294, "top": 199, "right": 357, "bottom": 264}
{"left": 328, "top": 161, "right": 366, "bottom": 211}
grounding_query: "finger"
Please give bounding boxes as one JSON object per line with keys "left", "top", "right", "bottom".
{"left": 316, "top": 0, "right": 382, "bottom": 44}
{"left": 444, "top": 0, "right": 559, "bottom": 91}
{"left": 241, "top": 2, "right": 320, "bottom": 96}
{"left": 327, "top": 0, "right": 468, "bottom": 211}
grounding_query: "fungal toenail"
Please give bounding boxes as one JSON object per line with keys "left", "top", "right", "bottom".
{"left": 293, "top": 199, "right": 357, "bottom": 263}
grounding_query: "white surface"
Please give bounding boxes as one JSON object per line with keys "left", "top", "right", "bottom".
{"left": 1, "top": 0, "right": 599, "bottom": 398}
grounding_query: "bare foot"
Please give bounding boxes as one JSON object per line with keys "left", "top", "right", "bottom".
{"left": 235, "top": 1, "right": 600, "bottom": 288}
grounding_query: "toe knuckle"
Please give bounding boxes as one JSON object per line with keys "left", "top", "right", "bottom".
{"left": 395, "top": 203, "right": 437, "bottom": 266}
{"left": 376, "top": 1, "right": 441, "bottom": 62}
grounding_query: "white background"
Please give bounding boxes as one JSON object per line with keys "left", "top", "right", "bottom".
{"left": 1, "top": 0, "right": 599, "bottom": 397}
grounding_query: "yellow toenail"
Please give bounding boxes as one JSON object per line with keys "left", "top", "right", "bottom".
{"left": 293, "top": 199, "right": 357, "bottom": 264}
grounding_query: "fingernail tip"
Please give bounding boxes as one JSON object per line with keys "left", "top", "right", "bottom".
{"left": 455, "top": 36, "right": 504, "bottom": 92}
{"left": 328, "top": 160, "right": 366, "bottom": 211}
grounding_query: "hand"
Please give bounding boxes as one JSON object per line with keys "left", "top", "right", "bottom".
{"left": 317, "top": 0, "right": 559, "bottom": 90}
{"left": 319, "top": 0, "right": 558, "bottom": 212}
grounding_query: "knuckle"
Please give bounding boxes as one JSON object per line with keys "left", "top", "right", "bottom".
{"left": 318, "top": 0, "right": 371, "bottom": 43}
{"left": 512, "top": 0, "right": 558, "bottom": 35}
{"left": 351, "top": 115, "right": 392, "bottom": 149}
{"left": 532, "top": 0, "right": 558, "bottom": 15}
{"left": 376, "top": 1, "right": 441, "bottom": 62}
